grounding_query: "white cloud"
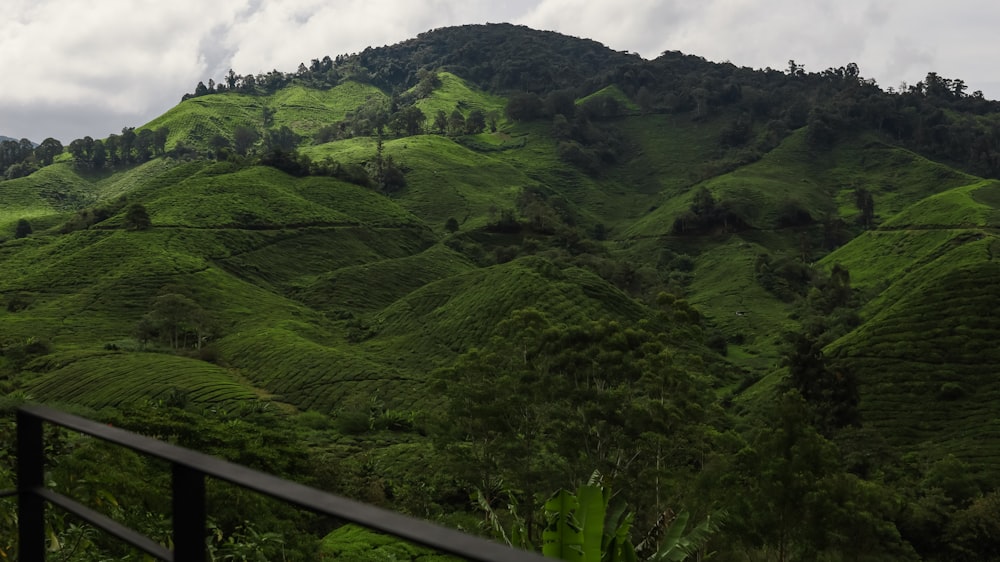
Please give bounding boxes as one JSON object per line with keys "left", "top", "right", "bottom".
{"left": 518, "top": 0, "right": 694, "bottom": 57}
{"left": 0, "top": 1, "right": 243, "bottom": 106}
{"left": 220, "top": 0, "right": 519, "bottom": 77}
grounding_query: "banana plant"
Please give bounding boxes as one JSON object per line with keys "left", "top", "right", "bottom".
{"left": 645, "top": 510, "right": 727, "bottom": 562}
{"left": 542, "top": 474, "right": 637, "bottom": 562}
{"left": 480, "top": 472, "right": 722, "bottom": 562}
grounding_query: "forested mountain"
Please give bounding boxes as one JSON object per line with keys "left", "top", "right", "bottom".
{"left": 1, "top": 23, "right": 999, "bottom": 561}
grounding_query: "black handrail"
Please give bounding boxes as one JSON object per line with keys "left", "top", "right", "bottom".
{"left": 5, "top": 404, "right": 549, "bottom": 562}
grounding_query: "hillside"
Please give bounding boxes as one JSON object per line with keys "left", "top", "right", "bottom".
{"left": 2, "top": 23, "right": 1000, "bottom": 561}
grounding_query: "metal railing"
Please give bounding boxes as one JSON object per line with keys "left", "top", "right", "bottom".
{"left": 4, "top": 404, "right": 548, "bottom": 562}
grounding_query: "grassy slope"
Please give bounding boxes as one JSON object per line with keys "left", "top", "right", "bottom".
{"left": 304, "top": 134, "right": 537, "bottom": 232}
{"left": 28, "top": 352, "right": 259, "bottom": 408}
{"left": 0, "top": 164, "right": 97, "bottom": 234}
{"left": 820, "top": 169, "right": 1000, "bottom": 467}
{"left": 5, "top": 69, "right": 1000, "bottom": 473}
{"left": 292, "top": 243, "right": 477, "bottom": 314}
{"left": 614, "top": 130, "right": 989, "bottom": 377}
{"left": 0, "top": 158, "right": 442, "bottom": 409}
{"left": 413, "top": 72, "right": 507, "bottom": 121}
{"left": 367, "top": 255, "right": 647, "bottom": 365}
{"left": 142, "top": 81, "right": 387, "bottom": 150}
{"left": 829, "top": 241, "right": 1000, "bottom": 466}
{"left": 577, "top": 85, "right": 641, "bottom": 112}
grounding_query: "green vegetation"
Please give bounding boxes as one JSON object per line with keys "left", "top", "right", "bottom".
{"left": 4, "top": 22, "right": 1000, "bottom": 562}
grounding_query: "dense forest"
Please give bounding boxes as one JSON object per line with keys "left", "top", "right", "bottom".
{"left": 2, "top": 23, "right": 1000, "bottom": 561}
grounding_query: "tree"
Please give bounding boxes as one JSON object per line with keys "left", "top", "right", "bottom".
{"left": 233, "top": 125, "right": 259, "bottom": 156}
{"left": 487, "top": 110, "right": 501, "bottom": 132}
{"left": 152, "top": 127, "right": 169, "bottom": 155}
{"left": 854, "top": 187, "right": 875, "bottom": 228}
{"left": 124, "top": 203, "right": 151, "bottom": 231}
{"left": 445, "top": 217, "right": 459, "bottom": 233}
{"left": 209, "top": 134, "right": 231, "bottom": 159}
{"left": 142, "top": 291, "right": 209, "bottom": 349}
{"left": 545, "top": 89, "right": 576, "bottom": 119}
{"left": 725, "top": 392, "right": 912, "bottom": 561}
{"left": 783, "top": 329, "right": 859, "bottom": 433}
{"left": 91, "top": 139, "right": 106, "bottom": 169}
{"left": 506, "top": 92, "right": 544, "bottom": 122}
{"left": 947, "top": 491, "right": 1000, "bottom": 560}
{"left": 388, "top": 106, "right": 426, "bottom": 137}
{"left": 433, "top": 110, "right": 448, "bottom": 134}
{"left": 14, "top": 219, "right": 31, "bottom": 239}
{"left": 120, "top": 127, "right": 136, "bottom": 162}
{"left": 34, "top": 138, "right": 63, "bottom": 166}
{"left": 465, "top": 109, "right": 487, "bottom": 134}
{"left": 415, "top": 69, "right": 441, "bottom": 98}
{"left": 135, "top": 129, "right": 154, "bottom": 161}
{"left": 105, "top": 134, "right": 121, "bottom": 165}
{"left": 4, "top": 161, "right": 35, "bottom": 179}
{"left": 433, "top": 309, "right": 712, "bottom": 534}
{"left": 447, "top": 108, "right": 466, "bottom": 136}
{"left": 264, "top": 125, "right": 299, "bottom": 152}
{"left": 67, "top": 138, "right": 89, "bottom": 167}
{"left": 398, "top": 105, "right": 426, "bottom": 136}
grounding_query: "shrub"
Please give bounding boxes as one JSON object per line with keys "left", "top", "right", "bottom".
{"left": 124, "top": 203, "right": 152, "bottom": 231}
{"left": 14, "top": 219, "right": 31, "bottom": 239}
{"left": 706, "top": 332, "right": 729, "bottom": 355}
{"left": 938, "top": 382, "right": 965, "bottom": 401}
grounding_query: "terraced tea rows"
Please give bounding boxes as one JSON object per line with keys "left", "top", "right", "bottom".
{"left": 28, "top": 353, "right": 258, "bottom": 408}
{"left": 831, "top": 250, "right": 1000, "bottom": 467}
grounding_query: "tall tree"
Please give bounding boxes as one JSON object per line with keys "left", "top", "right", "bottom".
{"left": 104, "top": 134, "right": 121, "bottom": 165}
{"left": 264, "top": 125, "right": 299, "bottom": 151}
{"left": 153, "top": 127, "right": 169, "bottom": 155}
{"left": 433, "top": 110, "right": 448, "bottom": 134}
{"left": 447, "top": 108, "right": 466, "bottom": 136}
{"left": 233, "top": 126, "right": 259, "bottom": 156}
{"left": 120, "top": 127, "right": 136, "bottom": 162}
{"left": 34, "top": 138, "right": 63, "bottom": 166}
{"left": 91, "top": 139, "right": 106, "bottom": 169}
{"left": 465, "top": 109, "right": 487, "bottom": 134}
{"left": 854, "top": 187, "right": 875, "bottom": 229}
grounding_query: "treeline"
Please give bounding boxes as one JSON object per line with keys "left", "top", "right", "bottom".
{"left": 2, "top": 127, "right": 175, "bottom": 179}
{"left": 66, "top": 127, "right": 170, "bottom": 170}
{"left": 182, "top": 53, "right": 374, "bottom": 100}
{"left": 0, "top": 137, "right": 63, "bottom": 180}
{"left": 607, "top": 53, "right": 1000, "bottom": 178}
{"left": 314, "top": 100, "right": 493, "bottom": 144}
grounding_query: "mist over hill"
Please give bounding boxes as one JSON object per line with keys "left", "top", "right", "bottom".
{"left": 1, "top": 23, "right": 999, "bottom": 561}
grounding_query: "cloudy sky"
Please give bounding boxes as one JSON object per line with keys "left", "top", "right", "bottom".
{"left": 2, "top": 0, "right": 997, "bottom": 143}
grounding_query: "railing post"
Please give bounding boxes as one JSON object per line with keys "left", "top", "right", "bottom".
{"left": 173, "top": 463, "right": 206, "bottom": 561}
{"left": 17, "top": 409, "right": 45, "bottom": 562}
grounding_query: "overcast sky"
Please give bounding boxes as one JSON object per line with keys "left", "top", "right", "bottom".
{"left": 2, "top": 0, "right": 998, "bottom": 143}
